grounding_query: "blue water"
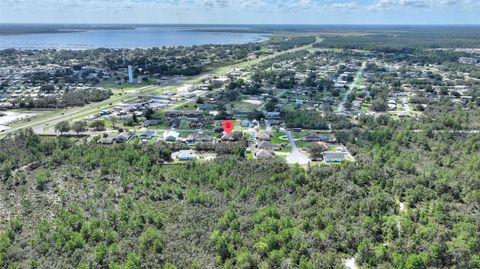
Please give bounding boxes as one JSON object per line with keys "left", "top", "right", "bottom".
{"left": 0, "top": 27, "right": 268, "bottom": 49}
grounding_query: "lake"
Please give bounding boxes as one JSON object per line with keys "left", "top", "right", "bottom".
{"left": 0, "top": 27, "right": 269, "bottom": 49}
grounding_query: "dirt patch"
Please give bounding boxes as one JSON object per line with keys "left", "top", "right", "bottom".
{"left": 0, "top": 111, "right": 37, "bottom": 126}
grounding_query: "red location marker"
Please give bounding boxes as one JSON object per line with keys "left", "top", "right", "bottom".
{"left": 223, "top": 120, "right": 234, "bottom": 135}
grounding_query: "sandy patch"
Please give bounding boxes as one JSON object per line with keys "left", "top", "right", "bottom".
{"left": 0, "top": 111, "right": 37, "bottom": 126}
{"left": 345, "top": 258, "right": 358, "bottom": 269}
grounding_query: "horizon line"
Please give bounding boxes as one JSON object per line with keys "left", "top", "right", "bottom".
{"left": 1, "top": 22, "right": 480, "bottom": 26}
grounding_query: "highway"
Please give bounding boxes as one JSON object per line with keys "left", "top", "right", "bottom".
{"left": 0, "top": 39, "right": 321, "bottom": 138}
{"left": 0, "top": 85, "right": 158, "bottom": 137}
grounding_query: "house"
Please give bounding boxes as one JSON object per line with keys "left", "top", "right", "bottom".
{"left": 295, "top": 99, "right": 304, "bottom": 106}
{"left": 163, "top": 130, "right": 180, "bottom": 141}
{"left": 220, "top": 133, "right": 235, "bottom": 141}
{"left": 266, "top": 112, "right": 281, "bottom": 119}
{"left": 139, "top": 130, "right": 156, "bottom": 140}
{"left": 241, "top": 119, "right": 252, "bottom": 128}
{"left": 256, "top": 131, "right": 272, "bottom": 141}
{"left": 315, "top": 141, "right": 329, "bottom": 151}
{"left": 323, "top": 96, "right": 334, "bottom": 105}
{"left": 304, "top": 132, "right": 331, "bottom": 142}
{"left": 323, "top": 152, "right": 349, "bottom": 163}
{"left": 101, "top": 137, "right": 114, "bottom": 144}
{"left": 143, "top": 119, "right": 161, "bottom": 127}
{"left": 186, "top": 132, "right": 212, "bottom": 143}
{"left": 265, "top": 119, "right": 282, "bottom": 127}
{"left": 255, "top": 149, "right": 274, "bottom": 158}
{"left": 256, "top": 141, "right": 280, "bottom": 151}
{"left": 198, "top": 104, "right": 216, "bottom": 111}
{"left": 114, "top": 130, "right": 135, "bottom": 143}
{"left": 211, "top": 77, "right": 230, "bottom": 88}
{"left": 173, "top": 150, "right": 198, "bottom": 161}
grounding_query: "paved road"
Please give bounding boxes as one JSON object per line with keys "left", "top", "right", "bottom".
{"left": 0, "top": 85, "right": 158, "bottom": 137}
{"left": 337, "top": 63, "right": 365, "bottom": 113}
{"left": 1, "top": 40, "right": 321, "bottom": 138}
{"left": 401, "top": 97, "right": 412, "bottom": 115}
{"left": 281, "top": 129, "right": 310, "bottom": 165}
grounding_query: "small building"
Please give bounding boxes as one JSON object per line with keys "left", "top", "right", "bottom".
{"left": 323, "top": 152, "right": 349, "bottom": 163}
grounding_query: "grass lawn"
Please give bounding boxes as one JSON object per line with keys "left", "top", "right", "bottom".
{"left": 291, "top": 130, "right": 312, "bottom": 139}
{"left": 355, "top": 77, "right": 364, "bottom": 89}
{"left": 295, "top": 141, "right": 312, "bottom": 149}
{"left": 177, "top": 102, "right": 198, "bottom": 110}
{"left": 278, "top": 146, "right": 292, "bottom": 153}
{"left": 361, "top": 104, "right": 370, "bottom": 112}
{"left": 229, "top": 101, "right": 259, "bottom": 112}
{"left": 271, "top": 136, "right": 287, "bottom": 144}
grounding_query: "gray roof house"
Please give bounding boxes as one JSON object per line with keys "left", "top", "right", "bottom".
{"left": 256, "top": 141, "right": 280, "bottom": 151}
{"left": 186, "top": 132, "right": 212, "bottom": 143}
{"left": 143, "top": 119, "right": 161, "bottom": 127}
{"left": 304, "top": 132, "right": 332, "bottom": 142}
{"left": 255, "top": 149, "right": 274, "bottom": 158}
{"left": 139, "top": 130, "right": 156, "bottom": 140}
{"left": 174, "top": 150, "right": 198, "bottom": 161}
{"left": 114, "top": 130, "right": 135, "bottom": 143}
{"left": 323, "top": 152, "right": 349, "bottom": 163}
{"left": 266, "top": 112, "right": 281, "bottom": 119}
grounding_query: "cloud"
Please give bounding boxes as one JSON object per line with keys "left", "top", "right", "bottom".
{"left": 0, "top": 0, "right": 359, "bottom": 13}
{"left": 368, "top": 0, "right": 468, "bottom": 11}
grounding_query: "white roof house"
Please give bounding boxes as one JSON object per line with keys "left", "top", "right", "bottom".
{"left": 173, "top": 150, "right": 198, "bottom": 161}
{"left": 163, "top": 130, "right": 180, "bottom": 141}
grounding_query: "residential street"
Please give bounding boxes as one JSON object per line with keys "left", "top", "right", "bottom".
{"left": 337, "top": 63, "right": 365, "bottom": 113}
{"left": 281, "top": 129, "right": 310, "bottom": 165}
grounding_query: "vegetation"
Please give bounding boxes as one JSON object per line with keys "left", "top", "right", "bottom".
{"left": 12, "top": 88, "right": 112, "bottom": 109}
{"left": 1, "top": 103, "right": 478, "bottom": 268}
{"left": 282, "top": 109, "right": 329, "bottom": 130}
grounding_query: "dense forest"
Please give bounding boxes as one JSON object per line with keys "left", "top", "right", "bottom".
{"left": 10, "top": 88, "right": 112, "bottom": 109}
{"left": 314, "top": 27, "right": 480, "bottom": 50}
{"left": 1, "top": 104, "right": 479, "bottom": 268}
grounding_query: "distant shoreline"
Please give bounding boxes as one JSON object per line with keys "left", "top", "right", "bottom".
{"left": 0, "top": 24, "right": 135, "bottom": 36}
{"left": 0, "top": 26, "right": 270, "bottom": 50}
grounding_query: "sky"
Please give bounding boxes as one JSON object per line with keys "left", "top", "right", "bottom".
{"left": 0, "top": 0, "right": 479, "bottom": 24}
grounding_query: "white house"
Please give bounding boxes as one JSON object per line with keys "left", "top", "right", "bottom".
{"left": 163, "top": 130, "right": 180, "bottom": 141}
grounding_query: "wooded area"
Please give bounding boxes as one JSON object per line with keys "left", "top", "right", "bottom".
{"left": 1, "top": 105, "right": 479, "bottom": 268}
